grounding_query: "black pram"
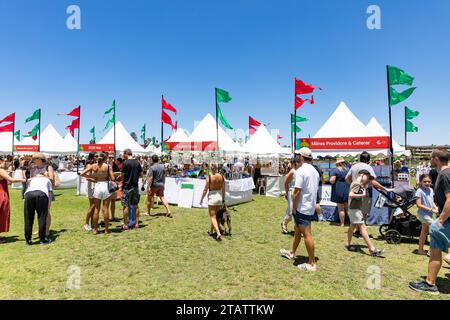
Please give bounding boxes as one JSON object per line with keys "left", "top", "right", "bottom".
{"left": 376, "top": 184, "right": 421, "bottom": 244}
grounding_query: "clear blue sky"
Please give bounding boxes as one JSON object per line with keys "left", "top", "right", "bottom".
{"left": 1, "top": 0, "right": 449, "bottom": 146}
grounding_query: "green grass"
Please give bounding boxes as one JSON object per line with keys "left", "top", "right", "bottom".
{"left": 0, "top": 188, "right": 449, "bottom": 300}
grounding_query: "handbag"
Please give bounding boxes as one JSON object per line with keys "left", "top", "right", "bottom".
{"left": 107, "top": 165, "right": 119, "bottom": 193}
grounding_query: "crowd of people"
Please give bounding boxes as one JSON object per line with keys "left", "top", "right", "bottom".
{"left": 0, "top": 147, "right": 449, "bottom": 295}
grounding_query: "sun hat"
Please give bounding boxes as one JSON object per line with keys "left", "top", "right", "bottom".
{"left": 298, "top": 147, "right": 313, "bottom": 159}
{"left": 336, "top": 157, "right": 346, "bottom": 164}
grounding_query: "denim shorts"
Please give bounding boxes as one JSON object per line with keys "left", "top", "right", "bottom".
{"left": 121, "top": 187, "right": 140, "bottom": 208}
{"left": 293, "top": 211, "right": 313, "bottom": 227}
{"left": 417, "top": 214, "right": 434, "bottom": 225}
{"left": 430, "top": 220, "right": 450, "bottom": 253}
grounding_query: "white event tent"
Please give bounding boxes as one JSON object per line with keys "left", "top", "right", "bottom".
{"left": 366, "top": 117, "right": 410, "bottom": 156}
{"left": 98, "top": 121, "right": 146, "bottom": 155}
{"left": 243, "top": 124, "right": 285, "bottom": 156}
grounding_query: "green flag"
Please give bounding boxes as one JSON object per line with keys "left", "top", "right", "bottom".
{"left": 217, "top": 105, "right": 233, "bottom": 130}
{"left": 14, "top": 130, "right": 20, "bottom": 141}
{"left": 388, "top": 66, "right": 415, "bottom": 86}
{"left": 104, "top": 100, "right": 116, "bottom": 117}
{"left": 103, "top": 114, "right": 115, "bottom": 131}
{"left": 291, "top": 124, "right": 301, "bottom": 133}
{"left": 291, "top": 114, "right": 309, "bottom": 123}
{"left": 25, "top": 109, "right": 40, "bottom": 123}
{"left": 141, "top": 124, "right": 146, "bottom": 141}
{"left": 89, "top": 126, "right": 96, "bottom": 143}
{"left": 405, "top": 107, "right": 420, "bottom": 120}
{"left": 216, "top": 88, "right": 232, "bottom": 103}
{"left": 23, "top": 123, "right": 40, "bottom": 137}
{"left": 406, "top": 120, "right": 418, "bottom": 133}
{"left": 390, "top": 87, "right": 416, "bottom": 106}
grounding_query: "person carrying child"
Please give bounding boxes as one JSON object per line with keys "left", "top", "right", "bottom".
{"left": 345, "top": 169, "right": 384, "bottom": 257}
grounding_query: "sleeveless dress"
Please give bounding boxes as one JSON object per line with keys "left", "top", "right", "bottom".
{"left": 0, "top": 179, "right": 10, "bottom": 233}
{"left": 330, "top": 167, "right": 350, "bottom": 204}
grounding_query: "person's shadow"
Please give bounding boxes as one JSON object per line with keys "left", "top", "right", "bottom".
{"left": 0, "top": 235, "right": 19, "bottom": 244}
{"left": 47, "top": 229, "right": 67, "bottom": 241}
{"left": 293, "top": 256, "right": 320, "bottom": 266}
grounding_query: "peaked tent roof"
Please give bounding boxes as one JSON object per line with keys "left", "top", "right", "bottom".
{"left": 243, "top": 124, "right": 284, "bottom": 155}
{"left": 314, "top": 101, "right": 374, "bottom": 138}
{"left": 167, "top": 128, "right": 190, "bottom": 143}
{"left": 40, "top": 124, "right": 67, "bottom": 154}
{"left": 366, "top": 117, "right": 409, "bottom": 156}
{"left": 98, "top": 121, "right": 146, "bottom": 155}
{"left": 62, "top": 133, "right": 79, "bottom": 154}
{"left": 144, "top": 144, "right": 162, "bottom": 155}
{"left": 188, "top": 114, "right": 242, "bottom": 152}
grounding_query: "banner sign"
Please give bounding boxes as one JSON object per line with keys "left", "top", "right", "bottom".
{"left": 300, "top": 136, "right": 390, "bottom": 150}
{"left": 14, "top": 145, "right": 39, "bottom": 152}
{"left": 79, "top": 144, "right": 115, "bottom": 152}
{"left": 166, "top": 141, "right": 218, "bottom": 152}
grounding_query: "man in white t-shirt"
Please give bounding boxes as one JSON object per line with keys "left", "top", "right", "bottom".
{"left": 280, "top": 147, "right": 319, "bottom": 272}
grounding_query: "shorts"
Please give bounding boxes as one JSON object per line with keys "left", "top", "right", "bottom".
{"left": 150, "top": 187, "right": 165, "bottom": 197}
{"left": 122, "top": 187, "right": 140, "bottom": 208}
{"left": 418, "top": 214, "right": 434, "bottom": 225}
{"left": 208, "top": 190, "right": 223, "bottom": 206}
{"left": 293, "top": 211, "right": 313, "bottom": 228}
{"left": 349, "top": 208, "right": 364, "bottom": 225}
{"left": 87, "top": 182, "right": 94, "bottom": 199}
{"left": 430, "top": 220, "right": 450, "bottom": 253}
{"left": 93, "top": 182, "right": 111, "bottom": 201}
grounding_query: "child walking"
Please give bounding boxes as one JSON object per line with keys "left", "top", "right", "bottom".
{"left": 346, "top": 170, "right": 384, "bottom": 257}
{"left": 415, "top": 174, "right": 439, "bottom": 255}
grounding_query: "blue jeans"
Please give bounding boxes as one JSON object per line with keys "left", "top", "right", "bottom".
{"left": 430, "top": 220, "right": 450, "bottom": 253}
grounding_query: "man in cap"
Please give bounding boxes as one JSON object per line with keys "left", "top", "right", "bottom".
{"left": 280, "top": 147, "right": 320, "bottom": 272}
{"left": 120, "top": 149, "right": 143, "bottom": 229}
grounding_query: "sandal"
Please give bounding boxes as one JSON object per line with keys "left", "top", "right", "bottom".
{"left": 216, "top": 234, "right": 222, "bottom": 241}
{"left": 345, "top": 245, "right": 357, "bottom": 252}
{"left": 297, "top": 263, "right": 317, "bottom": 272}
{"left": 281, "top": 222, "right": 288, "bottom": 234}
{"left": 121, "top": 224, "right": 129, "bottom": 231}
{"left": 280, "top": 248, "right": 293, "bottom": 260}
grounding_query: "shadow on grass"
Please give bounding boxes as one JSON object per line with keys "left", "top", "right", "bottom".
{"left": 437, "top": 275, "right": 450, "bottom": 294}
{"left": 107, "top": 223, "right": 148, "bottom": 234}
{"left": 293, "top": 256, "right": 320, "bottom": 266}
{"left": 0, "top": 235, "right": 20, "bottom": 244}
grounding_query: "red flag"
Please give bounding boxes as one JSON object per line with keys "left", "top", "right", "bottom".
{"left": 0, "top": 122, "right": 14, "bottom": 132}
{"left": 295, "top": 78, "right": 321, "bottom": 95}
{"left": 0, "top": 113, "right": 14, "bottom": 124}
{"left": 249, "top": 116, "right": 262, "bottom": 127}
{"left": 277, "top": 134, "right": 283, "bottom": 144}
{"left": 162, "top": 97, "right": 177, "bottom": 114}
{"left": 66, "top": 125, "right": 75, "bottom": 137}
{"left": 70, "top": 118, "right": 80, "bottom": 129}
{"left": 162, "top": 109, "right": 175, "bottom": 128}
{"left": 249, "top": 126, "right": 257, "bottom": 136}
{"left": 32, "top": 134, "right": 38, "bottom": 141}
{"left": 67, "top": 106, "right": 80, "bottom": 117}
{"left": 295, "top": 95, "right": 314, "bottom": 110}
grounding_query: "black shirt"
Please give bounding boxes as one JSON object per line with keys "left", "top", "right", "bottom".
{"left": 429, "top": 168, "right": 438, "bottom": 189}
{"left": 435, "top": 168, "right": 450, "bottom": 220}
{"left": 121, "top": 159, "right": 142, "bottom": 190}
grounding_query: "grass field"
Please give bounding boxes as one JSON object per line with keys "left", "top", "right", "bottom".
{"left": 0, "top": 188, "right": 449, "bottom": 300}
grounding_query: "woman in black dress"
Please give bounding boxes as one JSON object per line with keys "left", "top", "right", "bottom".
{"left": 329, "top": 158, "right": 350, "bottom": 227}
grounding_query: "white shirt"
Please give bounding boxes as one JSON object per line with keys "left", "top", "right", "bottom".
{"left": 233, "top": 162, "right": 244, "bottom": 172}
{"left": 25, "top": 176, "right": 53, "bottom": 198}
{"left": 294, "top": 163, "right": 320, "bottom": 216}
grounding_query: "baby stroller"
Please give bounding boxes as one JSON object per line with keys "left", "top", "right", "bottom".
{"left": 377, "top": 184, "right": 421, "bottom": 244}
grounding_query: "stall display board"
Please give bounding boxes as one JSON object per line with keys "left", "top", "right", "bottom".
{"left": 177, "top": 183, "right": 195, "bottom": 208}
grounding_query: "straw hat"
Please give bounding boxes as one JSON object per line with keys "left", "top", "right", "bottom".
{"left": 335, "top": 157, "right": 346, "bottom": 165}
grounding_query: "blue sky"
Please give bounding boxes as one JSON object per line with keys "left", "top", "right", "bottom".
{"left": 0, "top": 0, "right": 449, "bottom": 146}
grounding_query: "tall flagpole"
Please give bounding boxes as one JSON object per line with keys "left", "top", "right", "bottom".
{"left": 386, "top": 66, "right": 395, "bottom": 188}
{"left": 77, "top": 106, "right": 81, "bottom": 175}
{"left": 113, "top": 100, "right": 116, "bottom": 158}
{"left": 38, "top": 108, "right": 41, "bottom": 152}
{"left": 404, "top": 106, "right": 407, "bottom": 152}
{"left": 294, "top": 78, "right": 297, "bottom": 152}
{"left": 161, "top": 95, "right": 164, "bottom": 152}
{"left": 215, "top": 88, "right": 219, "bottom": 157}
{"left": 11, "top": 113, "right": 15, "bottom": 155}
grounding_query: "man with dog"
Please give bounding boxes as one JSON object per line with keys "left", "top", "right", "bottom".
{"left": 280, "top": 148, "right": 320, "bottom": 272}
{"left": 410, "top": 149, "right": 450, "bottom": 295}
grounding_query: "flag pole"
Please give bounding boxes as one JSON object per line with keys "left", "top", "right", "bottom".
{"left": 11, "top": 113, "right": 15, "bottom": 155}
{"left": 77, "top": 106, "right": 81, "bottom": 175}
{"left": 386, "top": 66, "right": 395, "bottom": 188}
{"left": 215, "top": 88, "right": 219, "bottom": 158}
{"left": 113, "top": 101, "right": 116, "bottom": 158}
{"left": 161, "top": 95, "right": 164, "bottom": 153}
{"left": 404, "top": 106, "right": 407, "bottom": 153}
{"left": 294, "top": 78, "right": 297, "bottom": 152}
{"left": 38, "top": 108, "right": 41, "bottom": 152}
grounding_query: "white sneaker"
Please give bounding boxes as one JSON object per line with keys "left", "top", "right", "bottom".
{"left": 298, "top": 263, "right": 317, "bottom": 272}
{"left": 83, "top": 224, "right": 92, "bottom": 231}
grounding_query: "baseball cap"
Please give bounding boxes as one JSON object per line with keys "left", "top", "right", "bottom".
{"left": 298, "top": 147, "right": 313, "bottom": 159}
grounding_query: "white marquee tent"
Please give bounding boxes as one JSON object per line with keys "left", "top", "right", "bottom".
{"left": 98, "top": 121, "right": 146, "bottom": 155}
{"left": 366, "top": 117, "right": 410, "bottom": 156}
{"left": 243, "top": 124, "right": 285, "bottom": 155}
{"left": 188, "top": 114, "right": 242, "bottom": 153}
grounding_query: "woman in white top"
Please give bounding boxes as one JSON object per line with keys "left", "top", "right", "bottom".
{"left": 80, "top": 152, "right": 97, "bottom": 231}
{"left": 81, "top": 153, "right": 115, "bottom": 235}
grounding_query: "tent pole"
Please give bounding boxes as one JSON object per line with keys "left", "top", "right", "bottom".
{"left": 386, "top": 65, "right": 395, "bottom": 188}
